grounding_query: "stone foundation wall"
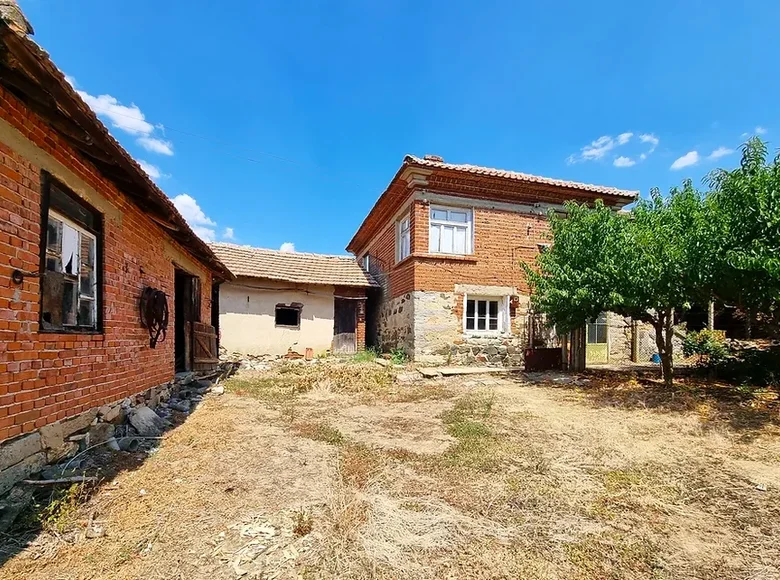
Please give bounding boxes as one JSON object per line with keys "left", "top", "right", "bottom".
{"left": 0, "top": 372, "right": 215, "bottom": 531}
{"left": 609, "top": 314, "right": 634, "bottom": 362}
{"left": 412, "top": 291, "right": 527, "bottom": 367}
{"left": 376, "top": 293, "right": 415, "bottom": 356}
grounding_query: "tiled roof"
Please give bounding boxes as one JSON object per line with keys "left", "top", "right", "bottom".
{"left": 406, "top": 155, "right": 639, "bottom": 199}
{"left": 209, "top": 243, "right": 378, "bottom": 288}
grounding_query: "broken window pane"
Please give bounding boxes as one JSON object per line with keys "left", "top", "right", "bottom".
{"left": 62, "top": 280, "right": 77, "bottom": 326}
{"left": 78, "top": 299, "right": 94, "bottom": 327}
{"left": 61, "top": 223, "right": 79, "bottom": 276}
{"left": 40, "top": 180, "right": 101, "bottom": 332}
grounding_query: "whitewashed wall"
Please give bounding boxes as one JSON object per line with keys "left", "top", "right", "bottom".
{"left": 219, "top": 278, "right": 335, "bottom": 356}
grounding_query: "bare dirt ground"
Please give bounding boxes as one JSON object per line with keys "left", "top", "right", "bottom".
{"left": 2, "top": 362, "right": 779, "bottom": 579}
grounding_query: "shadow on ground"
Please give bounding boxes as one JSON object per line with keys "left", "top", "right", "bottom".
{"left": 511, "top": 368, "right": 780, "bottom": 435}
{"left": 0, "top": 395, "right": 207, "bottom": 568}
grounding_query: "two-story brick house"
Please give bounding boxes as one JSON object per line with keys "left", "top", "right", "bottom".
{"left": 347, "top": 154, "right": 637, "bottom": 365}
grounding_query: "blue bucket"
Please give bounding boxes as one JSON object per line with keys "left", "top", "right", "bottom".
{"left": 651, "top": 353, "right": 661, "bottom": 364}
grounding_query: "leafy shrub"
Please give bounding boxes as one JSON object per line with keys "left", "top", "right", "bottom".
{"left": 682, "top": 330, "right": 728, "bottom": 365}
{"left": 390, "top": 348, "right": 408, "bottom": 365}
{"left": 714, "top": 346, "right": 780, "bottom": 388}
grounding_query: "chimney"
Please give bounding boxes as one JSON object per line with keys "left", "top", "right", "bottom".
{"left": 423, "top": 154, "right": 444, "bottom": 162}
{"left": 0, "top": 0, "right": 34, "bottom": 36}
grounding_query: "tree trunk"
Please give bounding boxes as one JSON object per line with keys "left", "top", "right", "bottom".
{"left": 653, "top": 309, "right": 674, "bottom": 387}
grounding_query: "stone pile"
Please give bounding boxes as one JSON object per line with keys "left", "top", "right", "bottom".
{"left": 0, "top": 371, "right": 222, "bottom": 532}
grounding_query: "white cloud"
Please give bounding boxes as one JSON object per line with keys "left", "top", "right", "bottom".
{"left": 138, "top": 160, "right": 161, "bottom": 179}
{"left": 755, "top": 126, "right": 767, "bottom": 135}
{"left": 639, "top": 133, "right": 659, "bottom": 152}
{"left": 708, "top": 146, "right": 734, "bottom": 160}
{"left": 639, "top": 153, "right": 647, "bottom": 161}
{"left": 137, "top": 136, "right": 174, "bottom": 156}
{"left": 670, "top": 151, "right": 700, "bottom": 170}
{"left": 76, "top": 91, "right": 154, "bottom": 136}
{"left": 72, "top": 80, "right": 175, "bottom": 160}
{"left": 222, "top": 227, "right": 235, "bottom": 241}
{"left": 279, "top": 242, "right": 295, "bottom": 253}
{"left": 567, "top": 131, "right": 648, "bottom": 164}
{"left": 613, "top": 156, "right": 636, "bottom": 168}
{"left": 171, "top": 193, "right": 217, "bottom": 242}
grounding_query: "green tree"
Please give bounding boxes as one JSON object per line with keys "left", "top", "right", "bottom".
{"left": 707, "top": 137, "right": 780, "bottom": 327}
{"left": 525, "top": 183, "right": 717, "bottom": 386}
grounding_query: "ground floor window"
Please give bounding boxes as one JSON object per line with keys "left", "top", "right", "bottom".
{"left": 587, "top": 312, "right": 608, "bottom": 343}
{"left": 465, "top": 296, "right": 507, "bottom": 333}
{"left": 275, "top": 304, "right": 301, "bottom": 328}
{"left": 40, "top": 175, "right": 102, "bottom": 332}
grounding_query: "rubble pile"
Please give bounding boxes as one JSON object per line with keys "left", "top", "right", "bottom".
{"left": 0, "top": 370, "right": 225, "bottom": 533}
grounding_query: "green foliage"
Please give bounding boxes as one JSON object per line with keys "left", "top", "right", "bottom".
{"left": 526, "top": 184, "right": 717, "bottom": 334}
{"left": 389, "top": 348, "right": 408, "bottom": 365}
{"left": 714, "top": 346, "right": 780, "bottom": 388}
{"left": 352, "top": 347, "right": 379, "bottom": 363}
{"left": 707, "top": 138, "right": 780, "bottom": 315}
{"left": 41, "top": 483, "right": 88, "bottom": 533}
{"left": 682, "top": 330, "right": 728, "bottom": 365}
{"left": 525, "top": 184, "right": 718, "bottom": 383}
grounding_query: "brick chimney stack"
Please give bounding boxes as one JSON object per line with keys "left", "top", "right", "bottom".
{"left": 0, "top": 0, "right": 34, "bottom": 36}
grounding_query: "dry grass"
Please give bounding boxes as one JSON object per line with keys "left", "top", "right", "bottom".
{"left": 3, "top": 365, "right": 780, "bottom": 580}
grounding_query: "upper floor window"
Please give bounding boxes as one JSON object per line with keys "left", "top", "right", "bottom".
{"left": 397, "top": 215, "right": 410, "bottom": 262}
{"left": 429, "top": 206, "right": 472, "bottom": 255}
{"left": 40, "top": 175, "right": 102, "bottom": 332}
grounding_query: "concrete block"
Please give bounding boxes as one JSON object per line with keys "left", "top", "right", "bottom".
{"left": 0, "top": 433, "right": 42, "bottom": 471}
{"left": 0, "top": 452, "right": 46, "bottom": 495}
{"left": 39, "top": 408, "right": 99, "bottom": 450}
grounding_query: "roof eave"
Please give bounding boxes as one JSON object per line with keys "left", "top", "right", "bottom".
{"left": 0, "top": 22, "right": 234, "bottom": 282}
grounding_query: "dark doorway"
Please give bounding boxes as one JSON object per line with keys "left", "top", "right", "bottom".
{"left": 174, "top": 268, "right": 200, "bottom": 372}
{"left": 364, "top": 288, "right": 380, "bottom": 350}
{"left": 333, "top": 298, "right": 357, "bottom": 354}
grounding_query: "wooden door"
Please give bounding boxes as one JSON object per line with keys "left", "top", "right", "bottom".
{"left": 333, "top": 298, "right": 357, "bottom": 354}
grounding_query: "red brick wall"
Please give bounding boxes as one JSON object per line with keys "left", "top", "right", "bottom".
{"left": 0, "top": 85, "right": 212, "bottom": 442}
{"left": 412, "top": 203, "right": 550, "bottom": 295}
{"left": 357, "top": 216, "right": 414, "bottom": 299}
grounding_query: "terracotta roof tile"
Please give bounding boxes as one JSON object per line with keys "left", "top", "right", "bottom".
{"left": 209, "top": 243, "right": 378, "bottom": 288}
{"left": 406, "top": 155, "right": 639, "bottom": 199}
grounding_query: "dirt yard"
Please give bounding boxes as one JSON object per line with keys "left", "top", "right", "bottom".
{"left": 2, "top": 361, "right": 779, "bottom": 579}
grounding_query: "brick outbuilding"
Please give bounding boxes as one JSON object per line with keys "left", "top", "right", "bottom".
{"left": 347, "top": 154, "right": 638, "bottom": 365}
{"left": 0, "top": 1, "right": 231, "bottom": 450}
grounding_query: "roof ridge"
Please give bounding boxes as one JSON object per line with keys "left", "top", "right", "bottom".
{"left": 404, "top": 154, "right": 638, "bottom": 198}
{"left": 209, "top": 242, "right": 359, "bottom": 261}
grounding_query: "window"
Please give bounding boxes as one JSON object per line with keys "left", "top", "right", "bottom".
{"left": 397, "top": 215, "right": 410, "bottom": 261}
{"left": 465, "top": 297, "right": 506, "bottom": 334}
{"left": 275, "top": 304, "right": 301, "bottom": 328}
{"left": 40, "top": 176, "right": 101, "bottom": 332}
{"left": 429, "top": 206, "right": 472, "bottom": 255}
{"left": 587, "top": 312, "right": 608, "bottom": 344}
{"left": 361, "top": 254, "right": 370, "bottom": 272}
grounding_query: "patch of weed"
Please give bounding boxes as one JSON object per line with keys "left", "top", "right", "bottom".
{"left": 340, "top": 443, "right": 384, "bottom": 488}
{"left": 40, "top": 483, "right": 89, "bottom": 533}
{"left": 292, "top": 508, "right": 314, "bottom": 536}
{"left": 294, "top": 422, "right": 346, "bottom": 445}
{"left": 352, "top": 348, "right": 380, "bottom": 363}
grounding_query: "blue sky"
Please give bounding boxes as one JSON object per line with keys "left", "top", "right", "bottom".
{"left": 18, "top": 0, "right": 778, "bottom": 254}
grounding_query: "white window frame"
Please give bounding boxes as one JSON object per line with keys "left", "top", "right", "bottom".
{"left": 396, "top": 214, "right": 411, "bottom": 262}
{"left": 429, "top": 205, "right": 473, "bottom": 255}
{"left": 587, "top": 312, "right": 608, "bottom": 344}
{"left": 463, "top": 295, "right": 509, "bottom": 336}
{"left": 46, "top": 209, "right": 98, "bottom": 329}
